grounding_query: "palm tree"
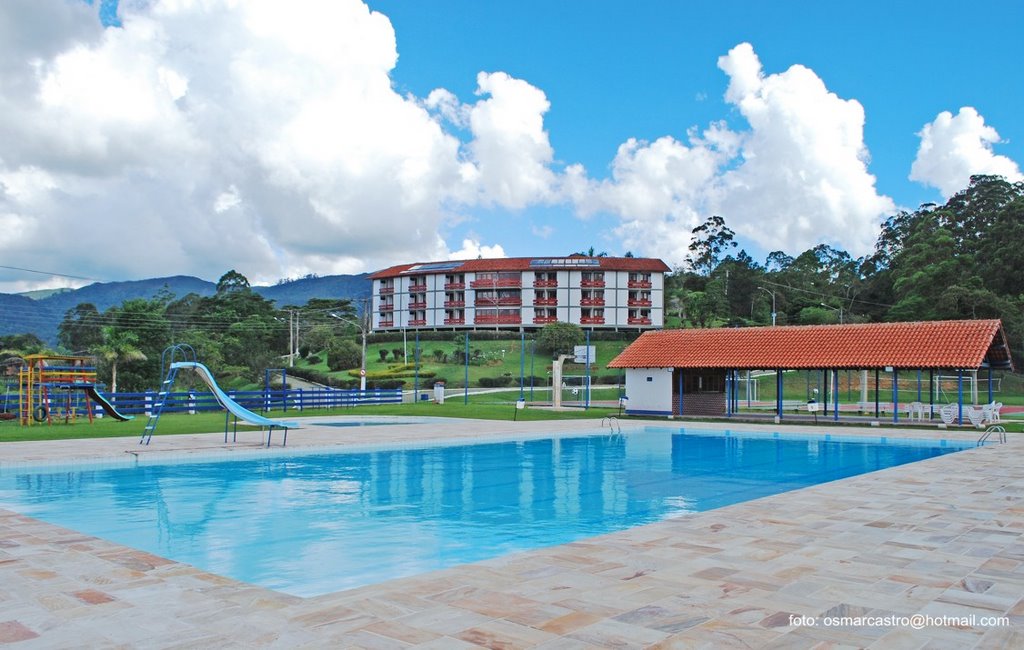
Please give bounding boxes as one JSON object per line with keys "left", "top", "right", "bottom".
{"left": 95, "top": 327, "right": 147, "bottom": 394}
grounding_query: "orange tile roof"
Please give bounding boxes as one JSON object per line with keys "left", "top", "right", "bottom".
{"left": 369, "top": 256, "right": 671, "bottom": 279}
{"left": 608, "top": 320, "right": 1013, "bottom": 371}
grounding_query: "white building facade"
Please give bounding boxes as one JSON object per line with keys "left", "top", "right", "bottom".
{"left": 369, "top": 256, "right": 671, "bottom": 332}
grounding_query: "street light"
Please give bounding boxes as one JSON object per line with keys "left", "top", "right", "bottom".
{"left": 331, "top": 300, "right": 370, "bottom": 391}
{"left": 819, "top": 303, "right": 844, "bottom": 324}
{"left": 757, "top": 287, "right": 777, "bottom": 326}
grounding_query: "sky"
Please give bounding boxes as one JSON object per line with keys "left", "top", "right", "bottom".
{"left": 0, "top": 0, "right": 1021, "bottom": 293}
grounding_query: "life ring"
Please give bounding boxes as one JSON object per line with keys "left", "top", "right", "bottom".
{"left": 33, "top": 406, "right": 48, "bottom": 422}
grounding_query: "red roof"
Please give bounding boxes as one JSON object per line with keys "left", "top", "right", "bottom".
{"left": 370, "top": 256, "right": 671, "bottom": 279}
{"left": 608, "top": 320, "right": 1013, "bottom": 371}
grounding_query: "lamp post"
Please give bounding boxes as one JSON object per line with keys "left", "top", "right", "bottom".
{"left": 757, "top": 286, "right": 777, "bottom": 326}
{"left": 331, "top": 299, "right": 370, "bottom": 391}
{"left": 819, "top": 303, "right": 843, "bottom": 324}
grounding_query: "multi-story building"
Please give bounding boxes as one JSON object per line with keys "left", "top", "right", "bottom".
{"left": 369, "top": 256, "right": 671, "bottom": 332}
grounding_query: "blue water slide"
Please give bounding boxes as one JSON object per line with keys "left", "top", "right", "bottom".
{"left": 171, "top": 362, "right": 298, "bottom": 430}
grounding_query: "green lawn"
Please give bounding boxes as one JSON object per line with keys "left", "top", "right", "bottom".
{"left": 297, "top": 337, "right": 631, "bottom": 388}
{"left": 0, "top": 399, "right": 622, "bottom": 442}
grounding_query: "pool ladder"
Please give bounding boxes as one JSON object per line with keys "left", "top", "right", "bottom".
{"left": 977, "top": 425, "right": 1007, "bottom": 447}
{"left": 601, "top": 416, "right": 622, "bottom": 434}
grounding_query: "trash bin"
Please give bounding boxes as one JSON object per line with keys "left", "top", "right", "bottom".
{"left": 434, "top": 381, "right": 446, "bottom": 404}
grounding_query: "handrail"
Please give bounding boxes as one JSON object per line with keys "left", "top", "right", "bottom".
{"left": 600, "top": 416, "right": 621, "bottom": 434}
{"left": 978, "top": 425, "right": 1007, "bottom": 446}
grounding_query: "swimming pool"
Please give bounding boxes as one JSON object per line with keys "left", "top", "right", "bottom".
{"left": 0, "top": 428, "right": 972, "bottom": 597}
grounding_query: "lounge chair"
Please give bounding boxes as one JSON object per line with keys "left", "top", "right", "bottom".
{"left": 966, "top": 406, "right": 986, "bottom": 428}
{"left": 939, "top": 403, "right": 958, "bottom": 426}
{"left": 981, "top": 401, "right": 1002, "bottom": 423}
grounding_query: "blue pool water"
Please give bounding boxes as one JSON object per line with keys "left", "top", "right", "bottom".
{"left": 0, "top": 428, "right": 971, "bottom": 596}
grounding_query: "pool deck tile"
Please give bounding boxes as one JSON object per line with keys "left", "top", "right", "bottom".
{"left": 0, "top": 417, "right": 1022, "bottom": 647}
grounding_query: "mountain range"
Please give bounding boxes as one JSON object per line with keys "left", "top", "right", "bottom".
{"left": 0, "top": 274, "right": 371, "bottom": 344}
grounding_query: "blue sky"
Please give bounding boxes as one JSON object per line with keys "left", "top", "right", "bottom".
{"left": 0, "top": 0, "right": 1020, "bottom": 292}
{"left": 368, "top": 0, "right": 1022, "bottom": 257}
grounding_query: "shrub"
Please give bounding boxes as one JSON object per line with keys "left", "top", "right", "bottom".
{"left": 479, "top": 376, "right": 513, "bottom": 388}
{"left": 307, "top": 355, "right": 322, "bottom": 365}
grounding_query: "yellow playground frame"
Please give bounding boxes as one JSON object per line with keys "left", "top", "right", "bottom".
{"left": 18, "top": 354, "right": 99, "bottom": 426}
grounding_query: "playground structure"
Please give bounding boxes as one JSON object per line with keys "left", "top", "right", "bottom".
{"left": 140, "top": 344, "right": 297, "bottom": 447}
{"left": 14, "top": 354, "right": 132, "bottom": 426}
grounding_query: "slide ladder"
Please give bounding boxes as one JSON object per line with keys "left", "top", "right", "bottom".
{"left": 140, "top": 364, "right": 179, "bottom": 445}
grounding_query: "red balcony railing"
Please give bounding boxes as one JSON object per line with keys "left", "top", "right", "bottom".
{"left": 443, "top": 300, "right": 465, "bottom": 308}
{"left": 580, "top": 280, "right": 605, "bottom": 288}
{"left": 379, "top": 286, "right": 394, "bottom": 294}
{"left": 444, "top": 282, "right": 465, "bottom": 291}
{"left": 580, "top": 298, "right": 605, "bottom": 306}
{"left": 533, "top": 298, "right": 557, "bottom": 306}
{"left": 444, "top": 318, "right": 465, "bottom": 325}
{"left": 627, "top": 317, "right": 652, "bottom": 325}
{"left": 532, "top": 279, "right": 558, "bottom": 288}
{"left": 409, "top": 285, "right": 427, "bottom": 293}
{"left": 408, "top": 302, "right": 427, "bottom": 310}
{"left": 474, "top": 314, "right": 522, "bottom": 325}
{"left": 580, "top": 316, "right": 605, "bottom": 325}
{"left": 409, "top": 319, "right": 427, "bottom": 327}
{"left": 627, "top": 280, "right": 652, "bottom": 289}
{"left": 471, "top": 278, "right": 522, "bottom": 289}
{"left": 379, "top": 319, "right": 394, "bottom": 328}
{"left": 627, "top": 299, "right": 652, "bottom": 307}
{"left": 474, "top": 297, "right": 522, "bottom": 307}
{"left": 379, "top": 304, "right": 394, "bottom": 312}
{"left": 533, "top": 316, "right": 558, "bottom": 325}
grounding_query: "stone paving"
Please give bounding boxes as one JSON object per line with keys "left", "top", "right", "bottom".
{"left": 1, "top": 417, "right": 1022, "bottom": 648}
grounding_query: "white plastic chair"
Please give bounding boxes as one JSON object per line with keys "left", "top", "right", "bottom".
{"left": 908, "top": 401, "right": 925, "bottom": 421}
{"left": 966, "top": 407, "right": 986, "bottom": 428}
{"left": 939, "top": 403, "right": 958, "bottom": 426}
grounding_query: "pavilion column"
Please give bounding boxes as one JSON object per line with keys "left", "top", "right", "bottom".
{"left": 957, "top": 370, "right": 964, "bottom": 425}
{"left": 874, "top": 369, "right": 880, "bottom": 418}
{"left": 892, "top": 368, "right": 899, "bottom": 424}
{"left": 928, "top": 369, "right": 934, "bottom": 420}
{"left": 776, "top": 369, "right": 783, "bottom": 421}
{"left": 833, "top": 370, "right": 839, "bottom": 421}
{"left": 678, "top": 370, "right": 684, "bottom": 417}
{"left": 860, "top": 370, "right": 869, "bottom": 408}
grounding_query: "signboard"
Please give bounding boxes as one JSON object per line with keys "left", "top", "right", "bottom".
{"left": 359, "top": 368, "right": 366, "bottom": 377}
{"left": 573, "top": 345, "right": 596, "bottom": 364}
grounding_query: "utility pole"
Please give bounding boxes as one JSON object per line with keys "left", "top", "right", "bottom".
{"left": 288, "top": 310, "right": 295, "bottom": 367}
{"left": 758, "top": 287, "right": 777, "bottom": 326}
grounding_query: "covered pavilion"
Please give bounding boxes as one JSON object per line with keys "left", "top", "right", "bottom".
{"left": 608, "top": 319, "right": 1013, "bottom": 424}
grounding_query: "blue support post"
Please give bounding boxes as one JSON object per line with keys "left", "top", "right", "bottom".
{"left": 988, "top": 367, "right": 993, "bottom": 404}
{"left": 776, "top": 369, "right": 783, "bottom": 420}
{"left": 957, "top": 370, "right": 964, "bottom": 425}
{"left": 678, "top": 370, "right": 684, "bottom": 416}
{"left": 726, "top": 371, "right": 732, "bottom": 417}
{"left": 833, "top": 370, "right": 839, "bottom": 421}
{"left": 917, "top": 369, "right": 922, "bottom": 402}
{"left": 892, "top": 368, "right": 899, "bottom": 424}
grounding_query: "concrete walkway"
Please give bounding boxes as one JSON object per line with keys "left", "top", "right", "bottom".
{"left": 1, "top": 417, "right": 1022, "bottom": 647}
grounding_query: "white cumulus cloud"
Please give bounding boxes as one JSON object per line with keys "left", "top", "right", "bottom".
{"left": 447, "top": 238, "right": 507, "bottom": 260}
{"left": 565, "top": 42, "right": 896, "bottom": 262}
{"left": 910, "top": 107, "right": 1023, "bottom": 198}
{"left": 0, "top": 0, "right": 557, "bottom": 292}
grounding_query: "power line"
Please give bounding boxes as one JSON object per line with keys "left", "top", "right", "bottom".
{"left": 0, "top": 265, "right": 99, "bottom": 281}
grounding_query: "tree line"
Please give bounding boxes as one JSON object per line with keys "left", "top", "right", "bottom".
{"left": 672, "top": 174, "right": 1024, "bottom": 362}
{"left": 1, "top": 270, "right": 359, "bottom": 393}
